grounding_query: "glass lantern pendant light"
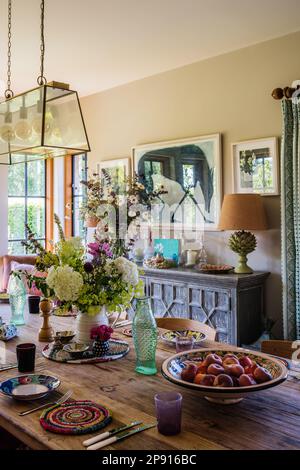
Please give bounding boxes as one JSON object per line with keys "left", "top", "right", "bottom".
{"left": 0, "top": 0, "right": 90, "bottom": 165}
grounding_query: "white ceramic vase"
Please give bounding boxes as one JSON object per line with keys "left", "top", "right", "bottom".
{"left": 75, "top": 306, "right": 109, "bottom": 345}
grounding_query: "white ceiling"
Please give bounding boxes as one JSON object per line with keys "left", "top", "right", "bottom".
{"left": 0, "top": 0, "right": 300, "bottom": 97}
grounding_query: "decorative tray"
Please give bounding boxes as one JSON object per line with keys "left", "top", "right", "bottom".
{"left": 42, "top": 339, "right": 129, "bottom": 364}
{"left": 194, "top": 264, "right": 234, "bottom": 274}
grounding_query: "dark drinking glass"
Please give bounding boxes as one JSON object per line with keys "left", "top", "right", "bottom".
{"left": 28, "top": 296, "right": 41, "bottom": 314}
{"left": 16, "top": 343, "right": 36, "bottom": 372}
{"left": 155, "top": 392, "right": 182, "bottom": 435}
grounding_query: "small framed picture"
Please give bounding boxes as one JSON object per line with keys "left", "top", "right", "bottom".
{"left": 98, "top": 157, "right": 131, "bottom": 194}
{"left": 232, "top": 137, "right": 279, "bottom": 196}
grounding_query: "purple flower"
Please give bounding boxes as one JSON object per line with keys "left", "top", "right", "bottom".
{"left": 87, "top": 242, "right": 100, "bottom": 257}
{"left": 90, "top": 325, "right": 113, "bottom": 341}
{"left": 87, "top": 241, "right": 113, "bottom": 259}
{"left": 84, "top": 261, "right": 94, "bottom": 273}
{"left": 100, "top": 242, "right": 113, "bottom": 258}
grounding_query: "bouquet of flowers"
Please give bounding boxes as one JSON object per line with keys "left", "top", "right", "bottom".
{"left": 16, "top": 215, "right": 143, "bottom": 316}
{"left": 82, "top": 171, "right": 167, "bottom": 257}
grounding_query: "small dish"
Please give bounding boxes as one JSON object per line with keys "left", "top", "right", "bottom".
{"left": 63, "top": 343, "right": 89, "bottom": 355}
{"left": 55, "top": 331, "right": 76, "bottom": 344}
{"left": 0, "top": 374, "right": 60, "bottom": 401}
{"left": 194, "top": 264, "right": 234, "bottom": 274}
{"left": 160, "top": 329, "right": 206, "bottom": 346}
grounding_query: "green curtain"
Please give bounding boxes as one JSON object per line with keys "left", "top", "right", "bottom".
{"left": 281, "top": 99, "right": 300, "bottom": 340}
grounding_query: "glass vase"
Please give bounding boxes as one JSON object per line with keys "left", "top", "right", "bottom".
{"left": 132, "top": 297, "right": 157, "bottom": 375}
{"left": 8, "top": 275, "right": 26, "bottom": 326}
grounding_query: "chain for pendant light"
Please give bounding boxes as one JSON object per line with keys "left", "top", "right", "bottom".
{"left": 37, "top": 0, "right": 47, "bottom": 85}
{"left": 37, "top": 0, "right": 47, "bottom": 86}
{"left": 5, "top": 0, "right": 13, "bottom": 99}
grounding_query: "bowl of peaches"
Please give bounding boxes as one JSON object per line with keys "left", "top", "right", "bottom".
{"left": 161, "top": 348, "right": 288, "bottom": 404}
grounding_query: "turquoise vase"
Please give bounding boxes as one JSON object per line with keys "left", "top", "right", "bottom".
{"left": 8, "top": 275, "right": 26, "bottom": 326}
{"left": 132, "top": 297, "right": 157, "bottom": 375}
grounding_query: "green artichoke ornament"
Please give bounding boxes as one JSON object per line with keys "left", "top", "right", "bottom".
{"left": 228, "top": 230, "right": 257, "bottom": 274}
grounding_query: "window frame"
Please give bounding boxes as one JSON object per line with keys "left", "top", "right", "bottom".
{"left": 64, "top": 154, "right": 88, "bottom": 238}
{"left": 8, "top": 158, "right": 47, "bottom": 254}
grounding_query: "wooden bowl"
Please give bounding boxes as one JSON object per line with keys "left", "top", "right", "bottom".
{"left": 161, "top": 347, "right": 288, "bottom": 404}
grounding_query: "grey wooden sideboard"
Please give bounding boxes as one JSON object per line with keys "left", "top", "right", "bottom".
{"left": 138, "top": 266, "right": 270, "bottom": 346}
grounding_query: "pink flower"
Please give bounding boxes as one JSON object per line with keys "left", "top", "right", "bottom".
{"left": 90, "top": 324, "right": 113, "bottom": 341}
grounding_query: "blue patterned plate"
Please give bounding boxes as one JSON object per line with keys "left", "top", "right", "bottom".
{"left": 160, "top": 329, "right": 207, "bottom": 346}
{"left": 0, "top": 374, "right": 60, "bottom": 401}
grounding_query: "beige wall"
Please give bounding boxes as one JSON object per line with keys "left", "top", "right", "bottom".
{"left": 81, "top": 30, "right": 300, "bottom": 338}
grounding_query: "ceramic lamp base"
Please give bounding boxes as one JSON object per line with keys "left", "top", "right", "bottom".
{"left": 234, "top": 254, "right": 253, "bottom": 274}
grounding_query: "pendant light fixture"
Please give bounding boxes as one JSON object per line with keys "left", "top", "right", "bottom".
{"left": 0, "top": 0, "right": 90, "bottom": 165}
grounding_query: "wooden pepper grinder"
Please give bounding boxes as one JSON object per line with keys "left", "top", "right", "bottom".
{"left": 39, "top": 299, "right": 54, "bottom": 342}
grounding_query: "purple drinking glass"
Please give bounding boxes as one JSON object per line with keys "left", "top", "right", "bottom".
{"left": 154, "top": 392, "right": 182, "bottom": 435}
{"left": 175, "top": 335, "right": 195, "bottom": 353}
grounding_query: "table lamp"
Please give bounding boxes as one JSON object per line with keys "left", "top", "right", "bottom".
{"left": 218, "top": 194, "right": 268, "bottom": 274}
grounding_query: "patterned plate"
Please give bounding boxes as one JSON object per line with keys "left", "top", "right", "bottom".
{"left": 0, "top": 374, "right": 60, "bottom": 401}
{"left": 42, "top": 339, "right": 130, "bottom": 364}
{"left": 40, "top": 400, "right": 112, "bottom": 435}
{"left": 160, "top": 329, "right": 207, "bottom": 346}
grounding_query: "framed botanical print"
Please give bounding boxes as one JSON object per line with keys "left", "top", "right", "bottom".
{"left": 232, "top": 137, "right": 279, "bottom": 196}
{"left": 98, "top": 157, "right": 131, "bottom": 194}
{"left": 132, "top": 134, "right": 222, "bottom": 230}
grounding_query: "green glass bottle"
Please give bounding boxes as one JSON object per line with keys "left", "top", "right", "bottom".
{"left": 132, "top": 297, "right": 157, "bottom": 375}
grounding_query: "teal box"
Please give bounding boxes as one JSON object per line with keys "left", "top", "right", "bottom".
{"left": 154, "top": 239, "right": 180, "bottom": 265}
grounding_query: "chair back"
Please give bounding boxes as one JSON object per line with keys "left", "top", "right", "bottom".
{"left": 261, "top": 340, "right": 298, "bottom": 359}
{"left": 156, "top": 317, "right": 216, "bottom": 341}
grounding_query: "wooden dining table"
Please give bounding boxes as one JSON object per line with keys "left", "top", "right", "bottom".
{"left": 0, "top": 307, "right": 300, "bottom": 451}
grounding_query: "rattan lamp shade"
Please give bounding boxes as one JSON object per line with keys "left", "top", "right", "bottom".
{"left": 218, "top": 194, "right": 268, "bottom": 231}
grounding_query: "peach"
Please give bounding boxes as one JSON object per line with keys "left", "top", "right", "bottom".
{"left": 196, "top": 362, "right": 208, "bottom": 374}
{"left": 223, "top": 356, "right": 240, "bottom": 366}
{"left": 223, "top": 353, "right": 239, "bottom": 361}
{"left": 231, "top": 376, "right": 240, "bottom": 387}
{"left": 239, "top": 374, "right": 257, "bottom": 386}
{"left": 253, "top": 366, "right": 272, "bottom": 384}
{"left": 213, "top": 374, "right": 234, "bottom": 387}
{"left": 203, "top": 353, "right": 222, "bottom": 367}
{"left": 244, "top": 363, "right": 257, "bottom": 375}
{"left": 181, "top": 363, "right": 198, "bottom": 383}
{"left": 194, "top": 374, "right": 215, "bottom": 386}
{"left": 207, "top": 363, "right": 225, "bottom": 376}
{"left": 239, "top": 355, "right": 253, "bottom": 368}
{"left": 224, "top": 364, "right": 244, "bottom": 378}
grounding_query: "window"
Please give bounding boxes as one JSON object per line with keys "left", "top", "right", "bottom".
{"left": 72, "top": 154, "right": 87, "bottom": 238}
{"left": 8, "top": 157, "right": 46, "bottom": 254}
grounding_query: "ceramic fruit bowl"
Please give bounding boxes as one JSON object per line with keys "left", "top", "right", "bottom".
{"left": 161, "top": 348, "right": 288, "bottom": 404}
{"left": 0, "top": 374, "right": 60, "bottom": 401}
{"left": 160, "top": 329, "right": 206, "bottom": 346}
{"left": 54, "top": 331, "right": 76, "bottom": 344}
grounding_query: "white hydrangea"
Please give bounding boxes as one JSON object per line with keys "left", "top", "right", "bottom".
{"left": 113, "top": 257, "right": 139, "bottom": 286}
{"left": 46, "top": 265, "right": 84, "bottom": 302}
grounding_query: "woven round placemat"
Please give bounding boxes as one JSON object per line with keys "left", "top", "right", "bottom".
{"left": 40, "top": 400, "right": 112, "bottom": 435}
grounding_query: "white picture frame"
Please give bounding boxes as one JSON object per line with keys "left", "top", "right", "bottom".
{"left": 232, "top": 137, "right": 279, "bottom": 196}
{"left": 132, "top": 134, "right": 222, "bottom": 231}
{"left": 97, "top": 157, "right": 131, "bottom": 193}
